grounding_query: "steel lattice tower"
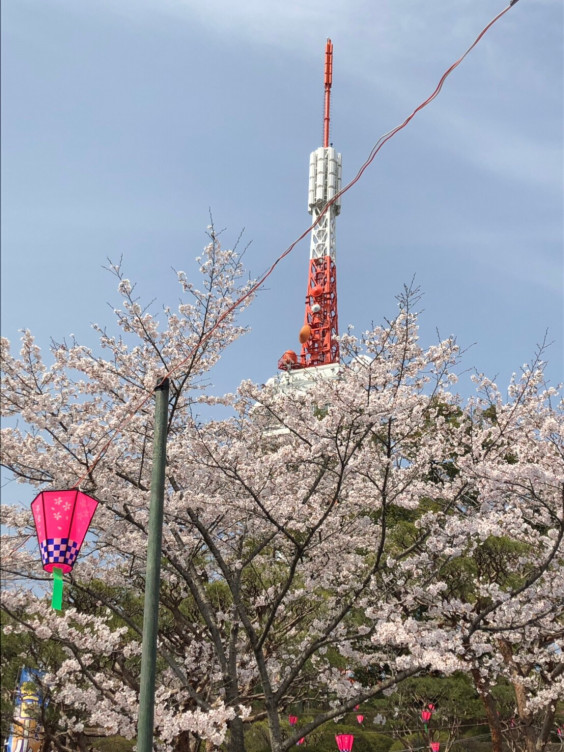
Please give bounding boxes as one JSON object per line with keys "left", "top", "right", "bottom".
{"left": 278, "top": 39, "right": 342, "bottom": 372}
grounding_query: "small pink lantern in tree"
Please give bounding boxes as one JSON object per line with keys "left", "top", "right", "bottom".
{"left": 356, "top": 715, "right": 364, "bottom": 725}
{"left": 296, "top": 739, "right": 305, "bottom": 746}
{"left": 31, "top": 489, "right": 98, "bottom": 610}
{"left": 289, "top": 715, "right": 298, "bottom": 726}
{"left": 430, "top": 743, "right": 440, "bottom": 752}
{"left": 428, "top": 703, "right": 436, "bottom": 713}
{"left": 421, "top": 708, "right": 432, "bottom": 733}
{"left": 335, "top": 734, "right": 354, "bottom": 752}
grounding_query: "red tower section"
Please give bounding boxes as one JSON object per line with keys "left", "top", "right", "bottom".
{"left": 301, "top": 257, "right": 339, "bottom": 366}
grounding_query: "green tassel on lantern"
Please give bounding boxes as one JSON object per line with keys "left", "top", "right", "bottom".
{"left": 52, "top": 567, "right": 64, "bottom": 611}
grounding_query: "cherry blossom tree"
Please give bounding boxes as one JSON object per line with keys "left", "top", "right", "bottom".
{"left": 447, "top": 358, "right": 564, "bottom": 752}
{"left": 2, "top": 247, "right": 562, "bottom": 752}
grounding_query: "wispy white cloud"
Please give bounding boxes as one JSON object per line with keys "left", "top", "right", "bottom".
{"left": 134, "top": 0, "right": 561, "bottom": 71}
{"left": 433, "top": 225, "right": 563, "bottom": 294}
{"left": 90, "top": 0, "right": 540, "bottom": 65}
{"left": 127, "top": 0, "right": 561, "bottom": 193}
{"left": 417, "top": 101, "right": 563, "bottom": 190}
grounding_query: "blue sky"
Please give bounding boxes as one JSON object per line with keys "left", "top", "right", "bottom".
{"left": 2, "top": 0, "right": 563, "bottom": 398}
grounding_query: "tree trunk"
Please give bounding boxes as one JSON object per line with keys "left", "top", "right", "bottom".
{"left": 173, "top": 730, "right": 195, "bottom": 751}
{"left": 498, "top": 639, "right": 547, "bottom": 752}
{"left": 226, "top": 716, "right": 246, "bottom": 752}
{"left": 471, "top": 668, "right": 504, "bottom": 752}
{"left": 510, "top": 678, "right": 537, "bottom": 752}
{"left": 265, "top": 702, "right": 284, "bottom": 752}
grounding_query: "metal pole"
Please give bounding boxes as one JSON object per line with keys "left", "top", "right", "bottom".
{"left": 137, "top": 378, "right": 169, "bottom": 752}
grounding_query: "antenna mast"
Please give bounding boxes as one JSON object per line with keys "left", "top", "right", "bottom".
{"left": 323, "top": 39, "right": 333, "bottom": 148}
{"left": 278, "top": 38, "right": 342, "bottom": 372}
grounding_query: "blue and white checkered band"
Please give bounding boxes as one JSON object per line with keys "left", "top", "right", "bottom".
{"left": 40, "top": 538, "right": 80, "bottom": 568}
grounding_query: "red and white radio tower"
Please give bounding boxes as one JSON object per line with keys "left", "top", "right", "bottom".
{"left": 278, "top": 39, "right": 342, "bottom": 373}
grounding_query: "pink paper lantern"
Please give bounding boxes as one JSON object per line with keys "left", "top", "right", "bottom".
{"left": 428, "top": 703, "right": 436, "bottom": 712}
{"left": 289, "top": 716, "right": 298, "bottom": 726}
{"left": 356, "top": 715, "right": 364, "bottom": 724}
{"left": 297, "top": 739, "right": 305, "bottom": 746}
{"left": 430, "top": 743, "right": 440, "bottom": 752}
{"left": 31, "top": 489, "right": 98, "bottom": 573}
{"left": 421, "top": 710, "right": 432, "bottom": 723}
{"left": 335, "top": 734, "right": 354, "bottom": 752}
